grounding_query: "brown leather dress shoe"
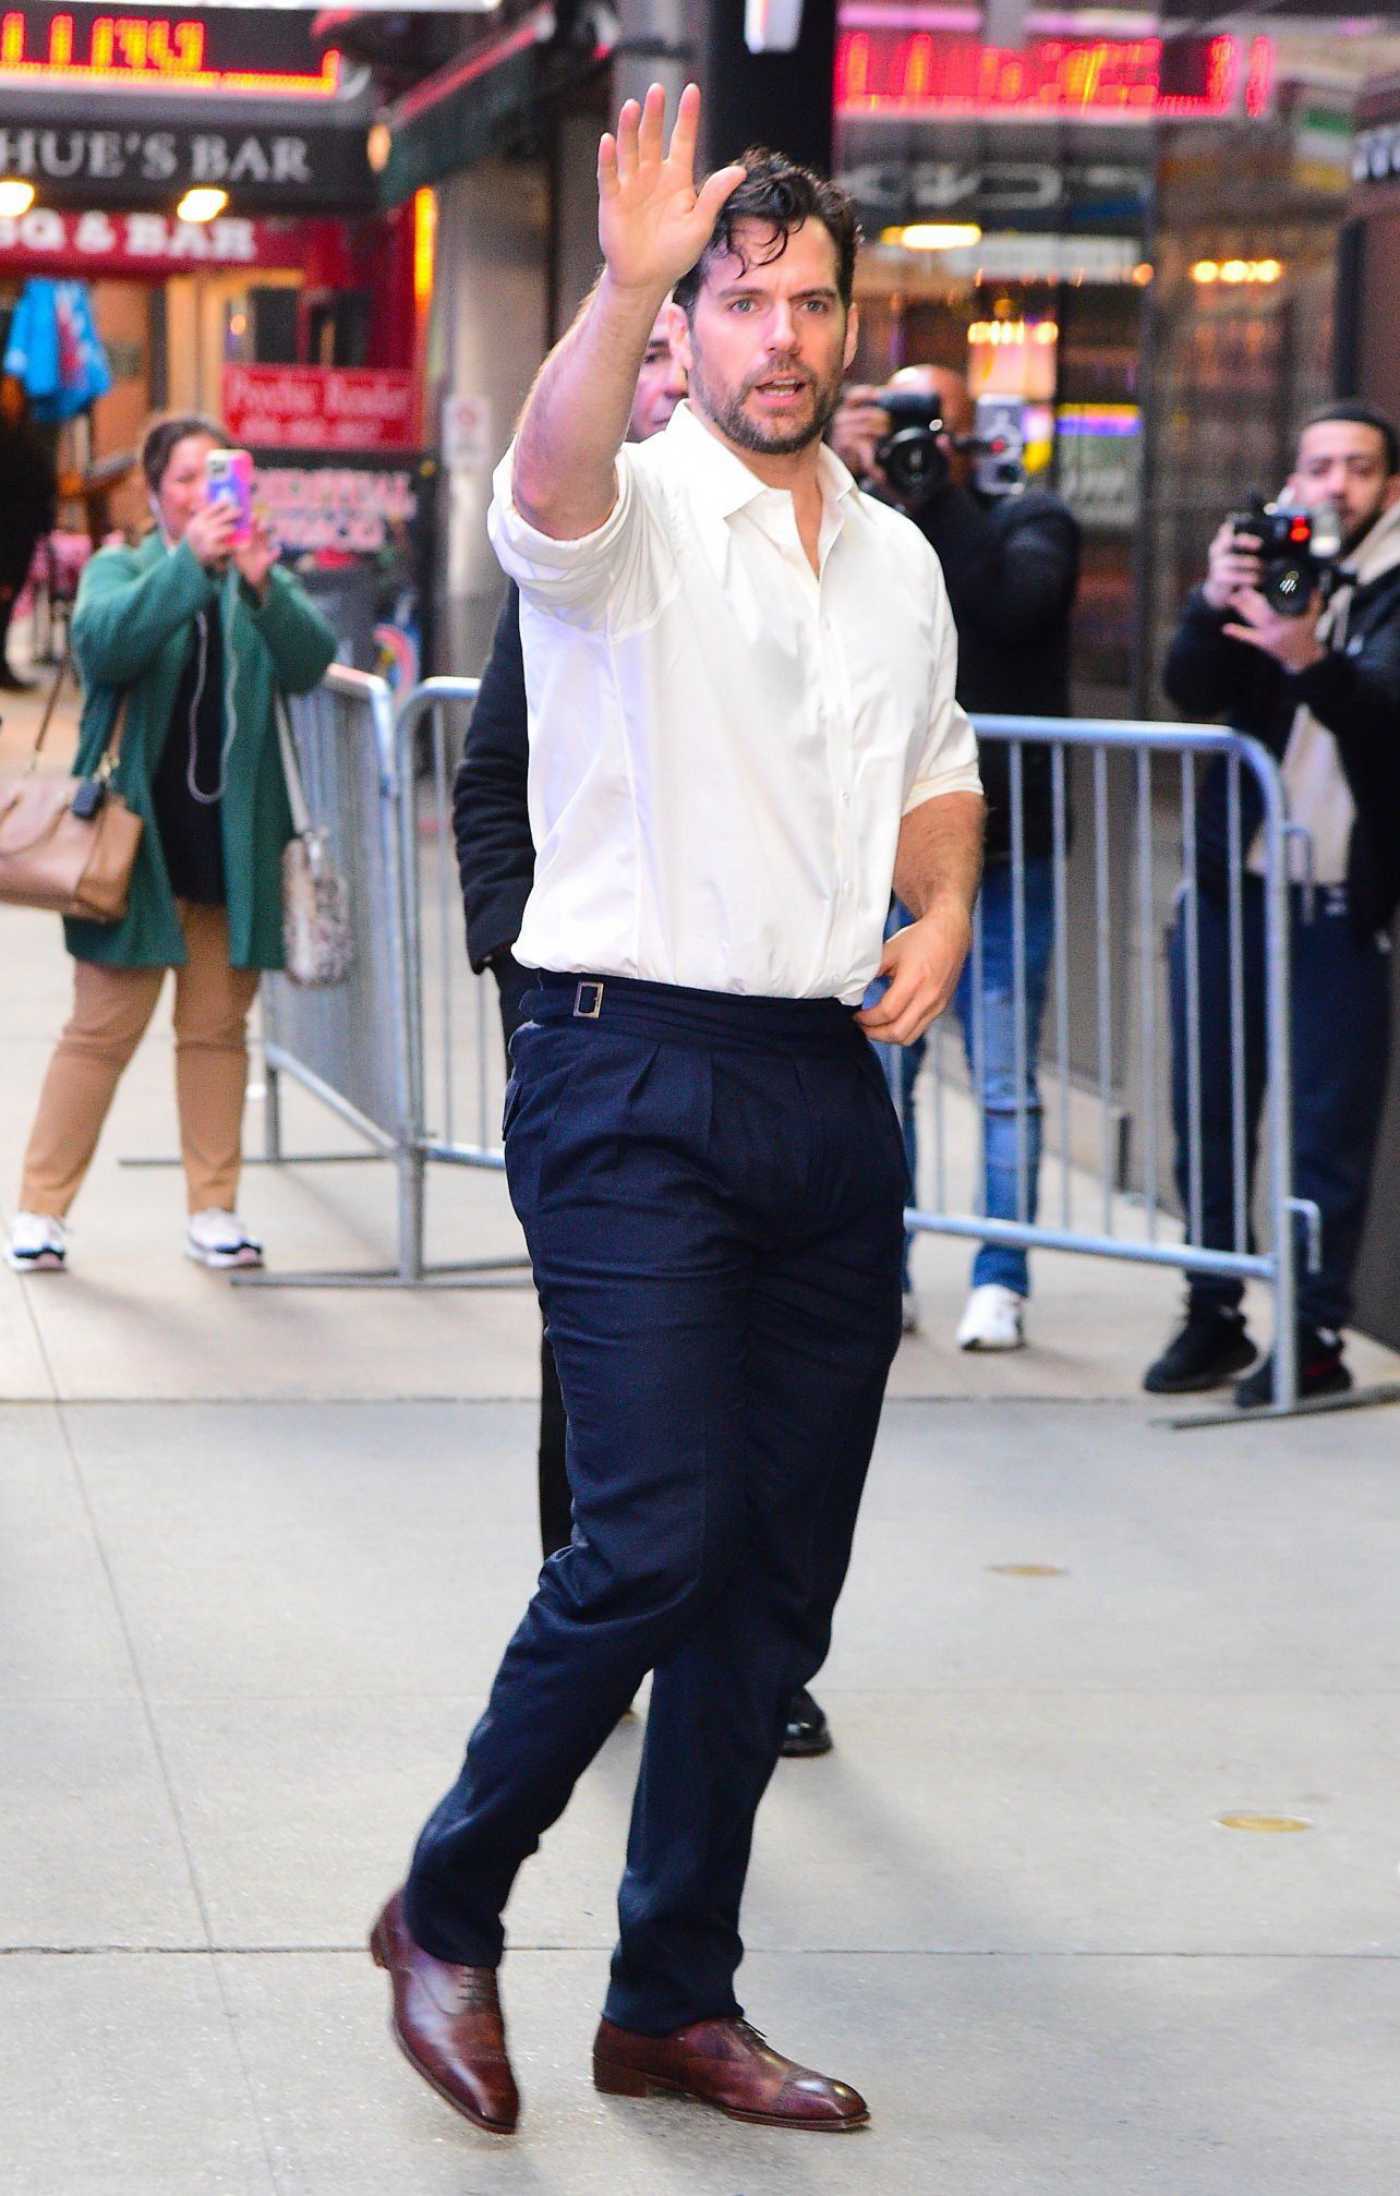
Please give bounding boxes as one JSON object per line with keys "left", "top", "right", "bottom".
{"left": 592, "top": 2014, "right": 869, "bottom": 2130}
{"left": 369, "top": 1889, "right": 519, "bottom": 2135}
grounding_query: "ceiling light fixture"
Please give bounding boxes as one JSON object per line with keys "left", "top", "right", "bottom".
{"left": 883, "top": 222, "right": 983, "bottom": 252}
{"left": 176, "top": 187, "right": 229, "bottom": 224}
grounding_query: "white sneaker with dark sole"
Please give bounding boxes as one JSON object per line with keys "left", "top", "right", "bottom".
{"left": 186, "top": 1209, "right": 264, "bottom": 1270}
{"left": 6, "top": 1211, "right": 67, "bottom": 1273}
{"left": 957, "top": 1283, "right": 1026, "bottom": 1351}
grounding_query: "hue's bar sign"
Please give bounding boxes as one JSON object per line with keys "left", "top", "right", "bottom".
{"left": 224, "top": 366, "right": 417, "bottom": 453}
{"left": 0, "top": 124, "right": 373, "bottom": 209}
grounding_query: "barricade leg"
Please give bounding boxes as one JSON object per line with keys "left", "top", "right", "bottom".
{"left": 397, "top": 1144, "right": 426, "bottom": 1285}
{"left": 263, "top": 1057, "right": 283, "bottom": 1164}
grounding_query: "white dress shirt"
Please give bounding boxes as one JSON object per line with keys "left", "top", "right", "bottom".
{"left": 488, "top": 399, "right": 981, "bottom": 1005}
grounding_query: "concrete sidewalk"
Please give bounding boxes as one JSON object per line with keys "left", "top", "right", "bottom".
{"left": 5, "top": 641, "right": 1400, "bottom": 2192}
{"left": 5, "top": 1394, "right": 1400, "bottom": 2195}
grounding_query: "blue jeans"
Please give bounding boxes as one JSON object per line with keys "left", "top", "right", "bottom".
{"left": 895, "top": 857, "right": 1056, "bottom": 1295}
{"left": 1170, "top": 880, "right": 1391, "bottom": 1332}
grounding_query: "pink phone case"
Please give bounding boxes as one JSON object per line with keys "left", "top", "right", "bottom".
{"left": 205, "top": 448, "right": 254, "bottom": 546}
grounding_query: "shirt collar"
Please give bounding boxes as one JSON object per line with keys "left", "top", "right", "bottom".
{"left": 664, "top": 397, "right": 858, "bottom": 524}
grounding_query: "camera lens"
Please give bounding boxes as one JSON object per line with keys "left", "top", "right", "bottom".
{"left": 877, "top": 427, "right": 948, "bottom": 497}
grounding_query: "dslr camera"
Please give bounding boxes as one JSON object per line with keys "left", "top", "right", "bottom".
{"left": 872, "top": 391, "right": 1024, "bottom": 499}
{"left": 1228, "top": 493, "right": 1343, "bottom": 617}
{"left": 874, "top": 390, "right": 951, "bottom": 496}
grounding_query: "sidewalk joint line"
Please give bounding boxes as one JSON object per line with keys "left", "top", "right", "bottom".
{"left": 50, "top": 1399, "right": 292, "bottom": 2196}
{"left": 5, "top": 1943, "right": 1399, "bottom": 1961}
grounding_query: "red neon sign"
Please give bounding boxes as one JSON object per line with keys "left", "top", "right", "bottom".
{"left": 0, "top": 10, "right": 342, "bottom": 98}
{"left": 835, "top": 32, "right": 1272, "bottom": 122}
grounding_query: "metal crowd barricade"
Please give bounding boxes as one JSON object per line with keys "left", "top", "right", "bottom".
{"left": 396, "top": 678, "right": 511, "bottom": 1175}
{"left": 240, "top": 668, "right": 529, "bottom": 1288}
{"left": 238, "top": 677, "right": 1327, "bottom": 1390}
{"left": 239, "top": 663, "right": 425, "bottom": 1286}
{"left": 392, "top": 675, "right": 530, "bottom": 1282}
{"left": 892, "top": 715, "right": 1319, "bottom": 1416}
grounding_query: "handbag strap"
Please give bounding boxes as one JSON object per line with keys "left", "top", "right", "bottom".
{"left": 26, "top": 643, "right": 128, "bottom": 782}
{"left": 30, "top": 643, "right": 72, "bottom": 761}
{"left": 275, "top": 695, "right": 312, "bottom": 836}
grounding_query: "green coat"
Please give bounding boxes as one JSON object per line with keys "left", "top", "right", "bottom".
{"left": 64, "top": 531, "right": 337, "bottom": 970}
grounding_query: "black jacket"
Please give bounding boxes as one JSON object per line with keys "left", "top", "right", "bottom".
{"left": 910, "top": 484, "right": 1081, "bottom": 859}
{"left": 0, "top": 415, "right": 57, "bottom": 585}
{"left": 453, "top": 582, "right": 532, "bottom": 971}
{"left": 1163, "top": 571, "right": 1400, "bottom": 939}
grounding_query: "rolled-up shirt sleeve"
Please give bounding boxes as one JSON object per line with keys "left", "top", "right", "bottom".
{"left": 488, "top": 443, "right": 657, "bottom": 629}
{"left": 903, "top": 551, "right": 983, "bottom": 813}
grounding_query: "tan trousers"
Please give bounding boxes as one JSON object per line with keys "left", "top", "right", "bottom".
{"left": 20, "top": 902, "right": 260, "bottom": 1218}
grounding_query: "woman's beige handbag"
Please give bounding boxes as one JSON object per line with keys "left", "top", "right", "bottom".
{"left": 277, "top": 699, "right": 354, "bottom": 988}
{"left": 0, "top": 658, "right": 142, "bottom": 922}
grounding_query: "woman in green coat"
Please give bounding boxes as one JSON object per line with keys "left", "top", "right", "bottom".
{"left": 8, "top": 413, "right": 336, "bottom": 1275}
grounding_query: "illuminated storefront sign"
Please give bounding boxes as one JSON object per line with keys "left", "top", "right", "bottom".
{"left": 1355, "top": 122, "right": 1400, "bottom": 185}
{"left": 834, "top": 30, "right": 1274, "bottom": 124}
{"left": 838, "top": 154, "right": 1149, "bottom": 235}
{"left": 0, "top": 6, "right": 342, "bottom": 99}
{"left": 0, "top": 203, "right": 314, "bottom": 270}
{"left": 867, "top": 229, "right": 1146, "bottom": 282}
{"left": 252, "top": 456, "right": 424, "bottom": 556}
{"left": 224, "top": 364, "right": 417, "bottom": 452}
{"left": 0, "top": 121, "right": 373, "bottom": 207}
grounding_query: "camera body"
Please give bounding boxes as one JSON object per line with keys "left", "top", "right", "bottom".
{"left": 972, "top": 394, "right": 1025, "bottom": 498}
{"left": 1229, "top": 493, "right": 1343, "bottom": 617}
{"left": 204, "top": 447, "right": 255, "bottom": 547}
{"left": 871, "top": 390, "right": 1026, "bottom": 499}
{"left": 873, "top": 391, "right": 949, "bottom": 497}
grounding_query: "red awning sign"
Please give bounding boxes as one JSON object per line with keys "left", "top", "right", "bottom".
{"left": 0, "top": 206, "right": 309, "bottom": 273}
{"left": 223, "top": 364, "right": 417, "bottom": 452}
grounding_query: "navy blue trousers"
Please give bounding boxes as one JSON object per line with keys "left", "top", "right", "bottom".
{"left": 405, "top": 974, "right": 905, "bottom": 2034}
{"left": 1170, "top": 881, "right": 1392, "bottom": 1331}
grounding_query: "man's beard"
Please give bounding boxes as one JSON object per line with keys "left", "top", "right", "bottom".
{"left": 1342, "top": 498, "right": 1387, "bottom": 557}
{"left": 689, "top": 355, "right": 843, "bottom": 458}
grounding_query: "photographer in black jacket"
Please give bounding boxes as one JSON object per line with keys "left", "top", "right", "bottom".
{"left": 451, "top": 304, "right": 831, "bottom": 1758}
{"left": 832, "top": 366, "right": 1080, "bottom": 1351}
{"left": 1145, "top": 400, "right": 1400, "bottom": 1407}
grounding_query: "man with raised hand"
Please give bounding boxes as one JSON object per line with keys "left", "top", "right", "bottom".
{"left": 372, "top": 83, "right": 983, "bottom": 2140}
{"left": 453, "top": 297, "right": 837, "bottom": 1760}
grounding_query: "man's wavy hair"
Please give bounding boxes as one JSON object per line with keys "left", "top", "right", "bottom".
{"left": 672, "top": 148, "right": 860, "bottom": 321}
{"left": 1299, "top": 399, "right": 1400, "bottom": 477}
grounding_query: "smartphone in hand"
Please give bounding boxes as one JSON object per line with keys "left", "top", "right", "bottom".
{"left": 204, "top": 447, "right": 255, "bottom": 547}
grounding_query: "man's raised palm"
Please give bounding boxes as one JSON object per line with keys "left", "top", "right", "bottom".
{"left": 598, "top": 82, "right": 745, "bottom": 296}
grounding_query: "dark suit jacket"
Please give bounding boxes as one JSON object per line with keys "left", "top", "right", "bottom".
{"left": 910, "top": 484, "right": 1081, "bottom": 860}
{"left": 452, "top": 582, "right": 533, "bottom": 972}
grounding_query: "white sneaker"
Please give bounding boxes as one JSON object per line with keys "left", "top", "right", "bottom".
{"left": 186, "top": 1209, "right": 264, "bottom": 1270}
{"left": 957, "top": 1283, "right": 1026, "bottom": 1351}
{"left": 6, "top": 1211, "right": 67, "bottom": 1273}
{"left": 901, "top": 1289, "right": 921, "bottom": 1335}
